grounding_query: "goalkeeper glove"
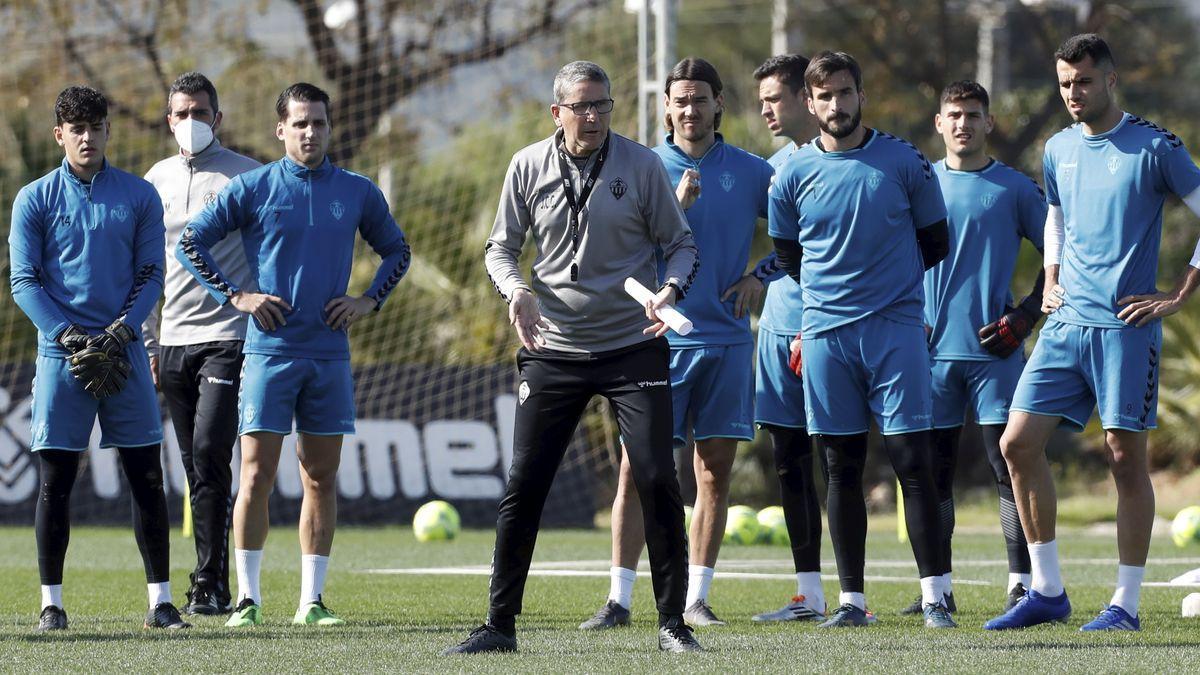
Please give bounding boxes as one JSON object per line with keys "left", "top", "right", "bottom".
{"left": 69, "top": 347, "right": 130, "bottom": 399}
{"left": 86, "top": 320, "right": 136, "bottom": 359}
{"left": 788, "top": 332, "right": 803, "bottom": 377}
{"left": 978, "top": 297, "right": 1041, "bottom": 359}
{"left": 56, "top": 324, "right": 90, "bottom": 354}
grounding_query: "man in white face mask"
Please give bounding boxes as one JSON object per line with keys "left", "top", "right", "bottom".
{"left": 143, "top": 71, "right": 261, "bottom": 616}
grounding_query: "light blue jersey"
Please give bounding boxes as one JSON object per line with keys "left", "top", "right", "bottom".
{"left": 1044, "top": 113, "right": 1200, "bottom": 328}
{"left": 10, "top": 159, "right": 165, "bottom": 356}
{"left": 925, "top": 159, "right": 1046, "bottom": 360}
{"left": 653, "top": 134, "right": 775, "bottom": 347}
{"left": 179, "top": 156, "right": 411, "bottom": 360}
{"left": 768, "top": 129, "right": 947, "bottom": 338}
{"left": 759, "top": 141, "right": 804, "bottom": 335}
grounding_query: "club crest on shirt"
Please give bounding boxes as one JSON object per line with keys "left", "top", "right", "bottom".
{"left": 980, "top": 192, "right": 998, "bottom": 210}
{"left": 719, "top": 171, "right": 735, "bottom": 192}
{"left": 111, "top": 204, "right": 130, "bottom": 222}
{"left": 518, "top": 381, "right": 530, "bottom": 405}
{"left": 1107, "top": 156, "right": 1122, "bottom": 175}
{"left": 609, "top": 177, "right": 627, "bottom": 200}
{"left": 866, "top": 171, "right": 883, "bottom": 191}
{"left": 330, "top": 200, "right": 345, "bottom": 220}
{"left": 204, "top": 191, "right": 218, "bottom": 206}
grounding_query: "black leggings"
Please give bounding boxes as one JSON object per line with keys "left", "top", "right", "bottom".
{"left": 35, "top": 446, "right": 171, "bottom": 586}
{"left": 765, "top": 425, "right": 825, "bottom": 574}
{"left": 821, "top": 431, "right": 941, "bottom": 593}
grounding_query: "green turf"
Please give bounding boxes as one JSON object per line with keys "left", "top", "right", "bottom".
{"left": 1, "top": 524, "right": 1199, "bottom": 672}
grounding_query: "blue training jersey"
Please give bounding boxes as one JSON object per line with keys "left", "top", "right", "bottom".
{"left": 9, "top": 158, "right": 165, "bottom": 357}
{"left": 768, "top": 129, "right": 947, "bottom": 338}
{"left": 1044, "top": 113, "right": 1200, "bottom": 328}
{"left": 653, "top": 134, "right": 775, "bottom": 347}
{"left": 759, "top": 141, "right": 805, "bottom": 336}
{"left": 924, "top": 159, "right": 1046, "bottom": 361}
{"left": 179, "top": 156, "right": 411, "bottom": 360}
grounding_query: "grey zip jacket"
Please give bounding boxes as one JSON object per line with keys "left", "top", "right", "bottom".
{"left": 142, "top": 139, "right": 260, "bottom": 357}
{"left": 485, "top": 130, "right": 699, "bottom": 353}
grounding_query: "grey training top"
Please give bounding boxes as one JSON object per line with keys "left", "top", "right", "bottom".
{"left": 485, "top": 130, "right": 699, "bottom": 353}
{"left": 142, "top": 139, "right": 260, "bottom": 356}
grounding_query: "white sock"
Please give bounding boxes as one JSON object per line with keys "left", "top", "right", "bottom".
{"left": 839, "top": 591, "right": 866, "bottom": 611}
{"left": 919, "top": 576, "right": 941, "bottom": 606}
{"left": 1110, "top": 564, "right": 1145, "bottom": 615}
{"left": 147, "top": 581, "right": 171, "bottom": 608}
{"left": 1028, "top": 540, "right": 1064, "bottom": 596}
{"left": 686, "top": 565, "right": 714, "bottom": 606}
{"left": 940, "top": 572, "right": 953, "bottom": 597}
{"left": 796, "top": 572, "right": 824, "bottom": 608}
{"left": 608, "top": 566, "right": 637, "bottom": 609}
{"left": 41, "top": 584, "right": 63, "bottom": 610}
{"left": 300, "top": 554, "right": 329, "bottom": 606}
{"left": 1009, "top": 572, "right": 1032, "bottom": 591}
{"left": 235, "top": 549, "right": 263, "bottom": 604}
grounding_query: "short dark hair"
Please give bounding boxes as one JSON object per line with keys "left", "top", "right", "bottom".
{"left": 169, "top": 71, "right": 219, "bottom": 114}
{"left": 940, "top": 80, "right": 990, "bottom": 112}
{"left": 753, "top": 54, "right": 811, "bottom": 94}
{"left": 275, "top": 82, "right": 331, "bottom": 121}
{"left": 804, "top": 51, "right": 862, "bottom": 94}
{"left": 664, "top": 57, "right": 723, "bottom": 131}
{"left": 1055, "top": 33, "right": 1115, "bottom": 70}
{"left": 55, "top": 85, "right": 108, "bottom": 126}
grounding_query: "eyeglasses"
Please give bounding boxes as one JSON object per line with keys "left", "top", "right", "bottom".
{"left": 558, "top": 98, "right": 615, "bottom": 116}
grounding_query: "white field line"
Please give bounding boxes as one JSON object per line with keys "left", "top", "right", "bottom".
{"left": 360, "top": 566, "right": 993, "bottom": 586}
{"left": 405, "top": 557, "right": 1200, "bottom": 570}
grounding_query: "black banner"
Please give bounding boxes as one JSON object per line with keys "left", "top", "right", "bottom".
{"left": 0, "top": 362, "right": 595, "bottom": 528}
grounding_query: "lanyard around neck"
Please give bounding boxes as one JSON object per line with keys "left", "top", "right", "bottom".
{"left": 556, "top": 134, "right": 611, "bottom": 282}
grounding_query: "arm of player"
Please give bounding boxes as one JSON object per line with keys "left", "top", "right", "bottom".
{"left": 647, "top": 161, "right": 699, "bottom": 299}
{"left": 115, "top": 188, "right": 165, "bottom": 330}
{"left": 771, "top": 237, "right": 803, "bottom": 285}
{"left": 1116, "top": 186, "right": 1200, "bottom": 326}
{"left": 326, "top": 186, "right": 412, "bottom": 330}
{"left": 915, "top": 219, "right": 949, "bottom": 270}
{"left": 177, "top": 177, "right": 246, "bottom": 305}
{"left": 1042, "top": 204, "right": 1066, "bottom": 314}
{"left": 8, "top": 187, "right": 74, "bottom": 341}
{"left": 721, "top": 252, "right": 779, "bottom": 320}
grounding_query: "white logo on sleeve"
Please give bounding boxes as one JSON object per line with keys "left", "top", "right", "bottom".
{"left": 637, "top": 379, "right": 668, "bottom": 388}
{"left": 205, "top": 376, "right": 234, "bottom": 385}
{"left": 518, "top": 381, "right": 530, "bottom": 405}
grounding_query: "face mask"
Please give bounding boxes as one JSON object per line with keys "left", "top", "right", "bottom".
{"left": 174, "top": 117, "right": 214, "bottom": 154}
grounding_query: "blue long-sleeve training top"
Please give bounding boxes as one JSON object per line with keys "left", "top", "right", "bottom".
{"left": 177, "top": 156, "right": 411, "bottom": 360}
{"left": 9, "top": 158, "right": 165, "bottom": 357}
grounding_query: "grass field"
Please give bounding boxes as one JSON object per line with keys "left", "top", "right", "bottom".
{"left": 1, "top": 520, "right": 1199, "bottom": 673}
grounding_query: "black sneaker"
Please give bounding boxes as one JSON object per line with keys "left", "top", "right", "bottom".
{"left": 817, "top": 603, "right": 878, "bottom": 628}
{"left": 183, "top": 581, "right": 223, "bottom": 616}
{"left": 579, "top": 600, "right": 631, "bottom": 630}
{"left": 683, "top": 599, "right": 726, "bottom": 626}
{"left": 145, "top": 602, "right": 192, "bottom": 629}
{"left": 37, "top": 605, "right": 68, "bottom": 632}
{"left": 923, "top": 602, "right": 958, "bottom": 628}
{"left": 900, "top": 591, "right": 956, "bottom": 615}
{"left": 443, "top": 624, "right": 517, "bottom": 655}
{"left": 657, "top": 619, "right": 702, "bottom": 653}
{"left": 1005, "top": 582, "right": 1028, "bottom": 611}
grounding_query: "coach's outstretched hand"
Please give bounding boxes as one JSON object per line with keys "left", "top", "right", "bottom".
{"left": 231, "top": 291, "right": 292, "bottom": 331}
{"left": 325, "top": 295, "right": 378, "bottom": 331}
{"left": 510, "top": 288, "right": 549, "bottom": 352}
{"left": 978, "top": 298, "right": 1040, "bottom": 359}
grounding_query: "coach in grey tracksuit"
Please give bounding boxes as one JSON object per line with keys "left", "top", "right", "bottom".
{"left": 449, "top": 61, "right": 700, "bottom": 655}
{"left": 143, "top": 72, "right": 259, "bottom": 615}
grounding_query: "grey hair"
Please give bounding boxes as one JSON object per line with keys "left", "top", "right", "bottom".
{"left": 553, "top": 61, "right": 610, "bottom": 102}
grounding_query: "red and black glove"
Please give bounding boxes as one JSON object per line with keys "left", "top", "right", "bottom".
{"left": 978, "top": 297, "right": 1040, "bottom": 359}
{"left": 788, "top": 332, "right": 803, "bottom": 377}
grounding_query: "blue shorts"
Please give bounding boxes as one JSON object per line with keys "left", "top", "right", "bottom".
{"left": 669, "top": 343, "right": 755, "bottom": 445}
{"left": 754, "top": 329, "right": 806, "bottom": 428}
{"left": 1011, "top": 320, "right": 1160, "bottom": 432}
{"left": 238, "top": 354, "right": 356, "bottom": 436}
{"left": 802, "top": 314, "right": 933, "bottom": 436}
{"left": 30, "top": 342, "right": 162, "bottom": 451}
{"left": 931, "top": 354, "right": 1024, "bottom": 428}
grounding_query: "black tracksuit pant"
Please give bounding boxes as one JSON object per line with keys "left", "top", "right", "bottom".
{"left": 159, "top": 340, "right": 243, "bottom": 603}
{"left": 488, "top": 338, "right": 688, "bottom": 622}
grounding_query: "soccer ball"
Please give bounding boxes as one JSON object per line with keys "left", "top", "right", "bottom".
{"left": 724, "top": 505, "right": 762, "bottom": 545}
{"left": 757, "top": 506, "right": 789, "bottom": 546}
{"left": 412, "top": 500, "right": 461, "bottom": 542}
{"left": 683, "top": 505, "right": 694, "bottom": 534}
{"left": 1171, "top": 506, "right": 1200, "bottom": 548}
